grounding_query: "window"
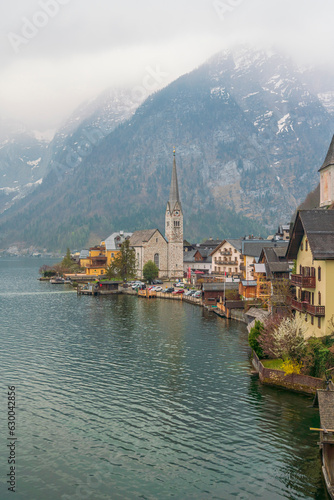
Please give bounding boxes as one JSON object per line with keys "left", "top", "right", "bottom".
{"left": 111, "top": 253, "right": 114, "bottom": 258}
{"left": 154, "top": 253, "right": 159, "bottom": 268}
{"left": 318, "top": 317, "right": 321, "bottom": 329}
{"left": 318, "top": 292, "right": 321, "bottom": 305}
{"left": 167, "top": 222, "right": 169, "bottom": 227}
{"left": 318, "top": 266, "right": 321, "bottom": 281}
{"left": 301, "top": 242, "right": 303, "bottom": 251}
{"left": 305, "top": 240, "right": 308, "bottom": 251}
{"left": 174, "top": 220, "right": 180, "bottom": 227}
{"left": 156, "top": 238, "right": 158, "bottom": 243}
{"left": 305, "top": 314, "right": 307, "bottom": 322}
{"left": 311, "top": 316, "right": 314, "bottom": 325}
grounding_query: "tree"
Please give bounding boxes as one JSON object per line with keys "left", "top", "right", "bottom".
{"left": 107, "top": 239, "right": 137, "bottom": 281}
{"left": 259, "top": 316, "right": 307, "bottom": 362}
{"left": 143, "top": 260, "right": 159, "bottom": 283}
{"left": 248, "top": 320, "right": 264, "bottom": 358}
{"left": 61, "top": 248, "right": 72, "bottom": 268}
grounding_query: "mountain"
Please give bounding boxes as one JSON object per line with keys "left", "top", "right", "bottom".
{"left": 0, "top": 120, "right": 49, "bottom": 214}
{"left": 40, "top": 87, "right": 142, "bottom": 183}
{"left": 0, "top": 46, "right": 333, "bottom": 251}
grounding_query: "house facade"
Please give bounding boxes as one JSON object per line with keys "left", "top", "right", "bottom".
{"left": 130, "top": 229, "right": 168, "bottom": 279}
{"left": 210, "top": 239, "right": 243, "bottom": 276}
{"left": 287, "top": 210, "right": 334, "bottom": 338}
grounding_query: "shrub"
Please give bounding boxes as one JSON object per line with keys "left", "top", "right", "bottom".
{"left": 302, "top": 336, "right": 334, "bottom": 378}
{"left": 282, "top": 358, "right": 303, "bottom": 375}
{"left": 249, "top": 321, "right": 264, "bottom": 358}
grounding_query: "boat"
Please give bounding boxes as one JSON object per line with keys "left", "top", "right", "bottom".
{"left": 312, "top": 388, "right": 334, "bottom": 499}
{"left": 50, "top": 277, "right": 65, "bottom": 284}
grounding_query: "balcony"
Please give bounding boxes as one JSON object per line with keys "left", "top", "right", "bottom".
{"left": 305, "top": 304, "right": 325, "bottom": 316}
{"left": 291, "top": 274, "right": 316, "bottom": 288}
{"left": 216, "top": 259, "right": 238, "bottom": 266}
{"left": 291, "top": 299, "right": 325, "bottom": 316}
{"left": 219, "top": 250, "right": 232, "bottom": 256}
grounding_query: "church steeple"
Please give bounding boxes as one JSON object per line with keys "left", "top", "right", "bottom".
{"left": 167, "top": 148, "right": 182, "bottom": 213}
{"left": 165, "top": 149, "right": 183, "bottom": 279}
{"left": 319, "top": 134, "right": 334, "bottom": 208}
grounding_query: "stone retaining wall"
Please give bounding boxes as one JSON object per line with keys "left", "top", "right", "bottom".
{"left": 252, "top": 351, "right": 325, "bottom": 394}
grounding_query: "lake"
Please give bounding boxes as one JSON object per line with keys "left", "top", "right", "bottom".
{"left": 0, "top": 258, "right": 327, "bottom": 499}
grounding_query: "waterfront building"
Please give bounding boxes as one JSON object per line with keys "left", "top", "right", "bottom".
{"left": 241, "top": 239, "right": 289, "bottom": 281}
{"left": 183, "top": 248, "right": 212, "bottom": 275}
{"left": 287, "top": 209, "right": 334, "bottom": 337}
{"left": 210, "top": 238, "right": 243, "bottom": 277}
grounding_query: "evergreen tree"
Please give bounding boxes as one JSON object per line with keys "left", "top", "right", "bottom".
{"left": 143, "top": 260, "right": 159, "bottom": 283}
{"left": 107, "top": 240, "right": 137, "bottom": 281}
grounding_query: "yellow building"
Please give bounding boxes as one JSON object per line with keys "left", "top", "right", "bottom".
{"left": 287, "top": 210, "right": 334, "bottom": 338}
{"left": 80, "top": 231, "right": 133, "bottom": 277}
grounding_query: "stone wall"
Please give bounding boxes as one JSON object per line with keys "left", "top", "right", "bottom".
{"left": 252, "top": 351, "right": 326, "bottom": 394}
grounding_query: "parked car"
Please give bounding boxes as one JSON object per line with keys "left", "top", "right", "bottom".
{"left": 193, "top": 291, "right": 202, "bottom": 298}
{"left": 152, "top": 279, "right": 163, "bottom": 284}
{"left": 175, "top": 283, "right": 185, "bottom": 288}
{"left": 154, "top": 286, "right": 163, "bottom": 292}
{"left": 163, "top": 287, "right": 174, "bottom": 293}
{"left": 172, "top": 289, "right": 185, "bottom": 294}
{"left": 184, "top": 290, "right": 193, "bottom": 296}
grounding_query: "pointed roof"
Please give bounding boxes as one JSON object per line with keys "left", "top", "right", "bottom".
{"left": 319, "top": 135, "right": 334, "bottom": 172}
{"left": 167, "top": 150, "right": 182, "bottom": 212}
{"left": 286, "top": 210, "right": 334, "bottom": 260}
{"left": 129, "top": 229, "right": 167, "bottom": 247}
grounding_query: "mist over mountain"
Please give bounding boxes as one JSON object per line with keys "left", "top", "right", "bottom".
{"left": 0, "top": 46, "right": 333, "bottom": 251}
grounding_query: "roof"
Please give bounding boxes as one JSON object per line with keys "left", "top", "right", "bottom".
{"left": 316, "top": 390, "right": 334, "bottom": 431}
{"left": 183, "top": 250, "right": 197, "bottom": 262}
{"left": 167, "top": 152, "right": 182, "bottom": 212}
{"left": 254, "top": 263, "right": 266, "bottom": 273}
{"left": 202, "top": 282, "right": 239, "bottom": 292}
{"left": 209, "top": 238, "right": 242, "bottom": 256}
{"left": 241, "top": 280, "right": 257, "bottom": 287}
{"left": 104, "top": 231, "right": 132, "bottom": 251}
{"left": 286, "top": 210, "right": 334, "bottom": 260}
{"left": 183, "top": 250, "right": 212, "bottom": 263}
{"left": 129, "top": 229, "right": 165, "bottom": 247}
{"left": 79, "top": 249, "right": 89, "bottom": 259}
{"left": 199, "top": 239, "right": 223, "bottom": 250}
{"left": 266, "top": 262, "right": 290, "bottom": 274}
{"left": 319, "top": 135, "right": 334, "bottom": 172}
{"left": 242, "top": 239, "right": 288, "bottom": 258}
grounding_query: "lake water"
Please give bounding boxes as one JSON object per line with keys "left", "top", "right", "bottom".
{"left": 0, "top": 258, "right": 328, "bottom": 499}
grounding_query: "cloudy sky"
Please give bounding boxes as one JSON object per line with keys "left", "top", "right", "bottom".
{"left": 1, "top": 0, "right": 334, "bottom": 134}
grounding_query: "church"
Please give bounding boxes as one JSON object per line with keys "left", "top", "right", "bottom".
{"left": 129, "top": 150, "right": 184, "bottom": 279}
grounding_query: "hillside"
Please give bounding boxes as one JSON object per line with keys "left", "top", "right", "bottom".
{"left": 0, "top": 46, "right": 333, "bottom": 251}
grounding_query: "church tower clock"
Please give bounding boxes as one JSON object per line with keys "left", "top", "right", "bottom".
{"left": 165, "top": 149, "right": 184, "bottom": 279}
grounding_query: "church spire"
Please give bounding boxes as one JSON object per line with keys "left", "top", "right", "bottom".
{"left": 168, "top": 148, "right": 182, "bottom": 212}
{"left": 319, "top": 134, "right": 334, "bottom": 172}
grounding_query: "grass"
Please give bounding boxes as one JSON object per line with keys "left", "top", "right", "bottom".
{"left": 261, "top": 359, "right": 284, "bottom": 370}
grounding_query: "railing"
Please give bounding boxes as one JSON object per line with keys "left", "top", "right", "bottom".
{"left": 219, "top": 250, "right": 232, "bottom": 256}
{"left": 291, "top": 274, "right": 316, "bottom": 288}
{"left": 215, "top": 260, "right": 238, "bottom": 266}
{"left": 291, "top": 299, "right": 325, "bottom": 316}
{"left": 305, "top": 304, "right": 325, "bottom": 316}
{"left": 291, "top": 298, "right": 306, "bottom": 312}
